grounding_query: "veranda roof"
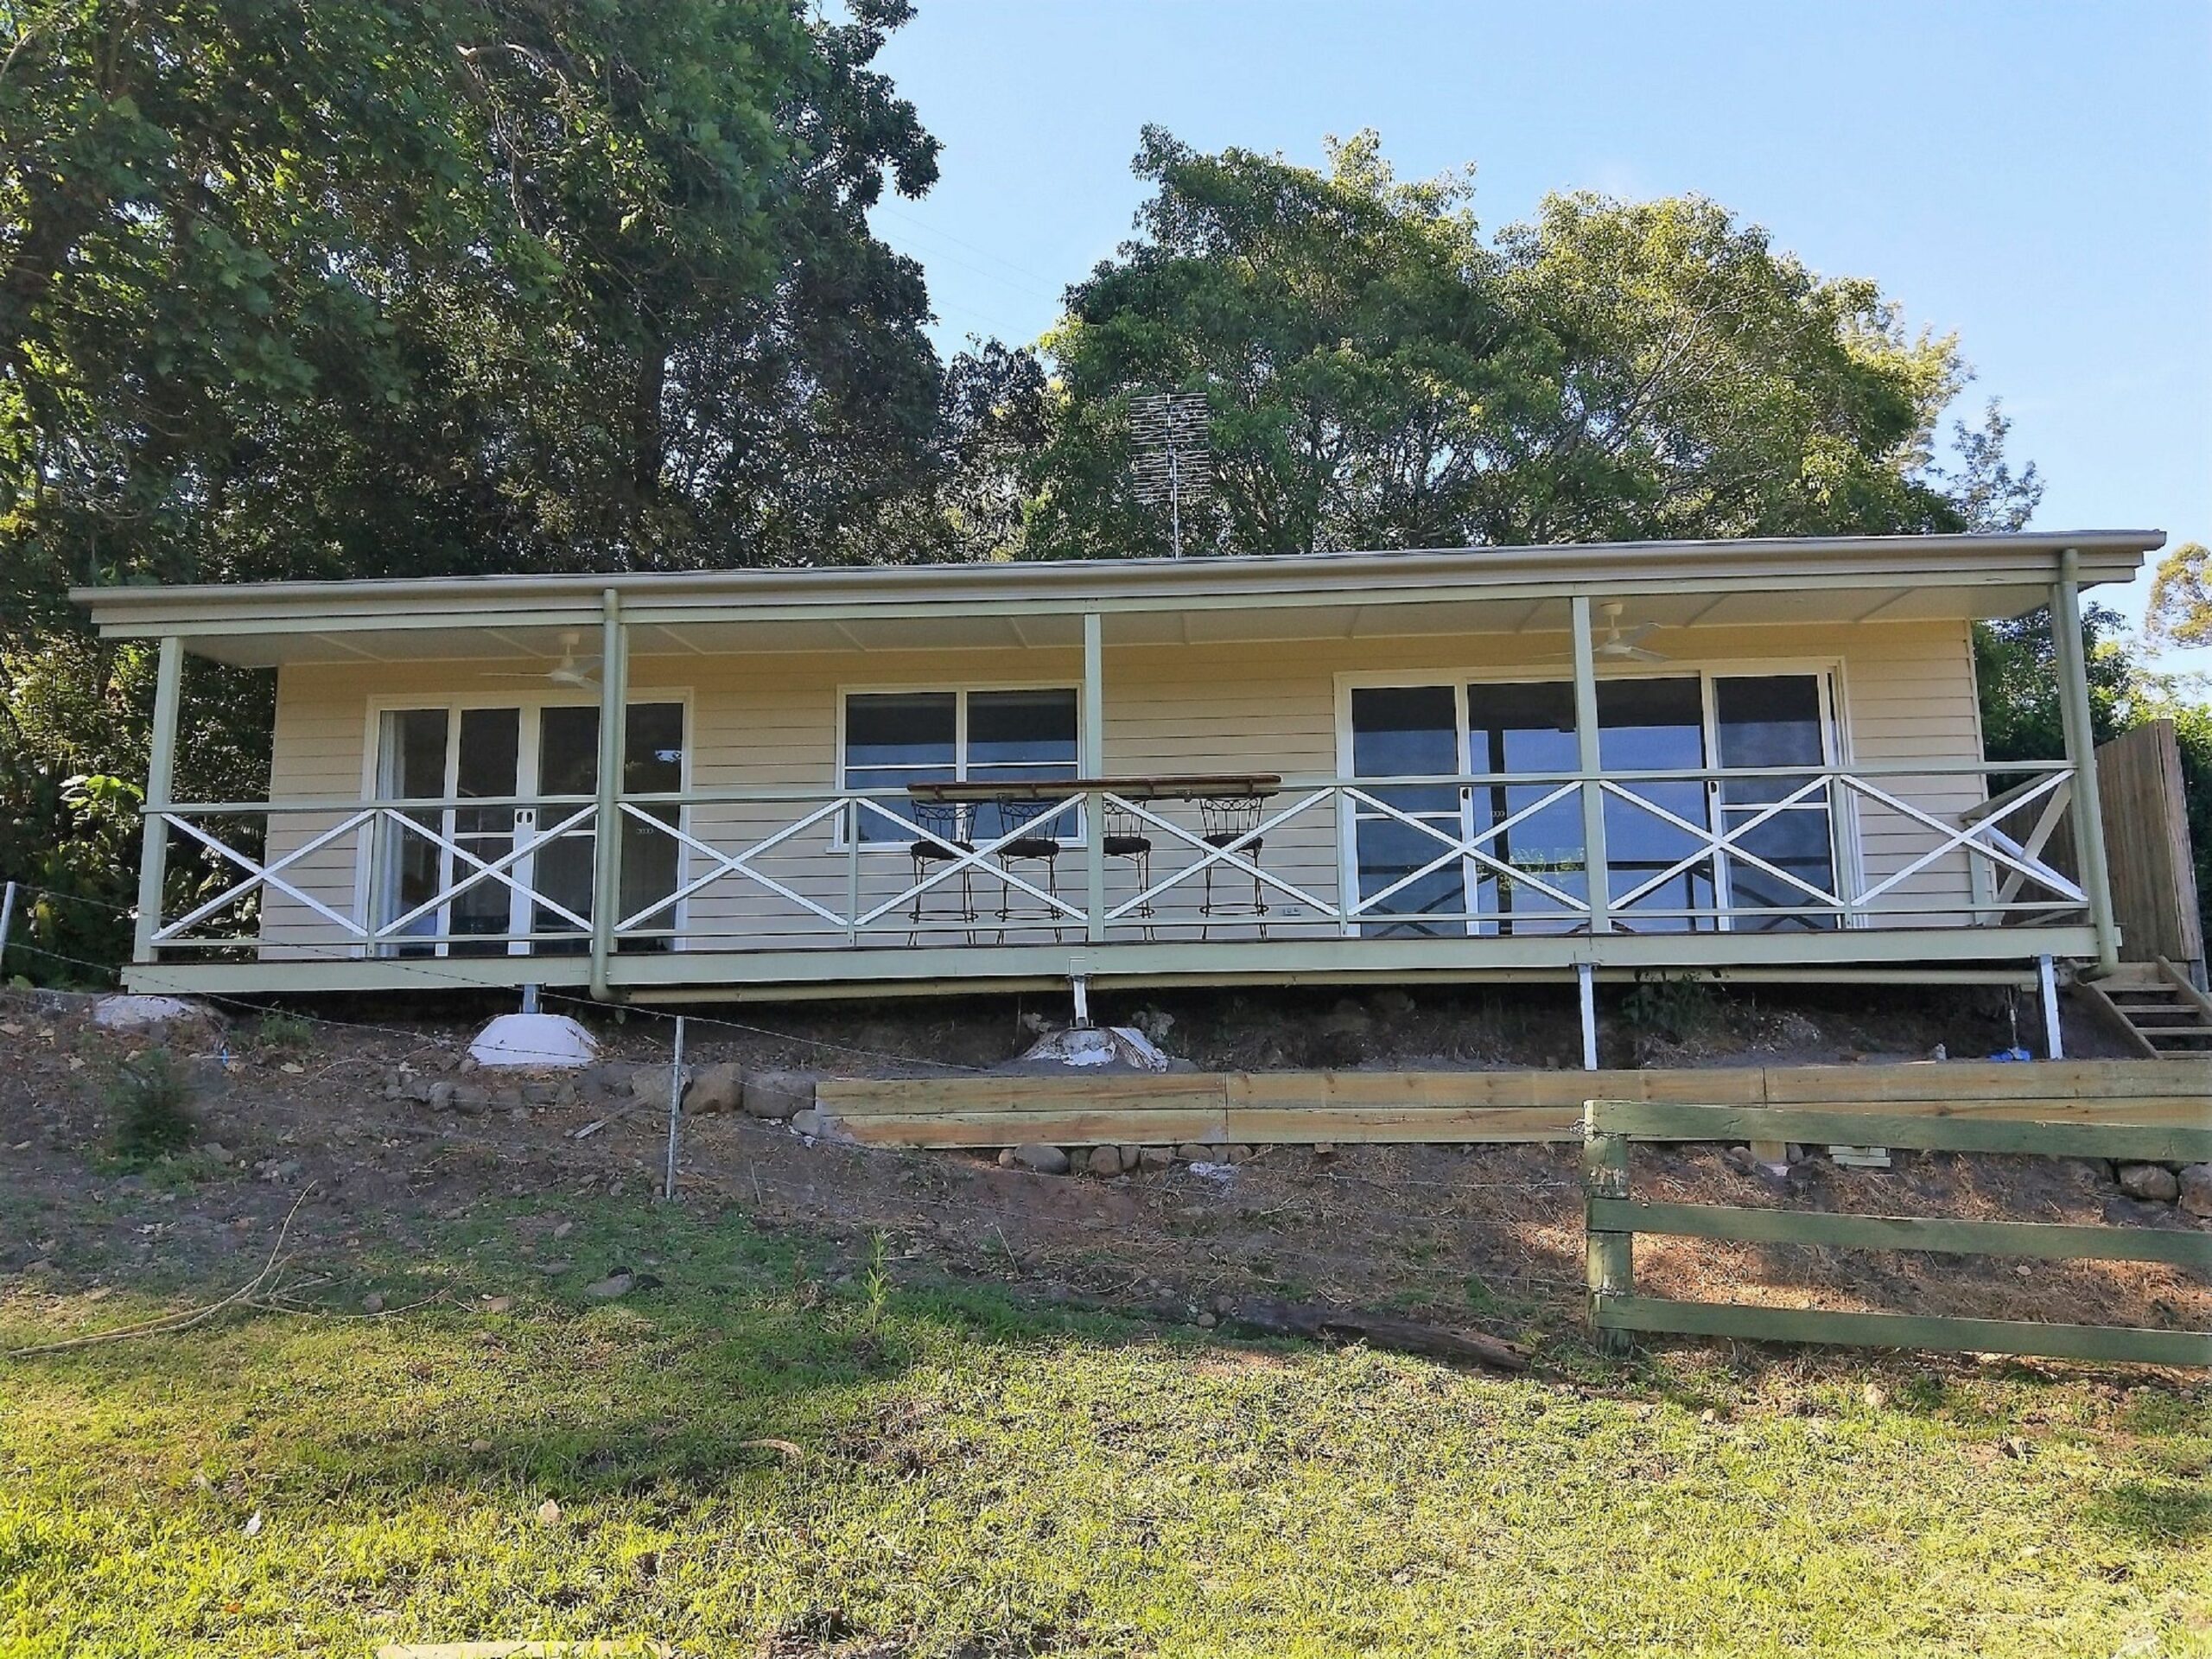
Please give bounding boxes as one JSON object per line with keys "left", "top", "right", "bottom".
{"left": 71, "top": 529, "right": 2164, "bottom": 668}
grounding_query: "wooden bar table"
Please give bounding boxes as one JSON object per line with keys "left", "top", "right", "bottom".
{"left": 907, "top": 776, "right": 1285, "bottom": 942}
{"left": 906, "top": 773, "right": 1282, "bottom": 803}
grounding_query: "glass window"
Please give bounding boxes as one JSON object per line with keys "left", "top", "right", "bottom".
{"left": 1467, "top": 682, "right": 1584, "bottom": 934}
{"left": 377, "top": 710, "right": 449, "bottom": 955}
{"left": 620, "top": 702, "right": 687, "bottom": 950}
{"left": 624, "top": 702, "right": 685, "bottom": 794}
{"left": 1598, "top": 677, "right": 1711, "bottom": 931}
{"left": 969, "top": 690, "right": 1077, "bottom": 777}
{"left": 1349, "top": 686, "right": 1464, "bottom": 936}
{"left": 1714, "top": 674, "right": 1837, "bottom": 931}
{"left": 384, "top": 709, "right": 448, "bottom": 800}
{"left": 1351, "top": 685, "right": 1458, "bottom": 780}
{"left": 846, "top": 693, "right": 957, "bottom": 779}
{"left": 842, "top": 689, "right": 1077, "bottom": 842}
{"left": 1713, "top": 675, "right": 1825, "bottom": 774}
{"left": 537, "top": 705, "right": 599, "bottom": 798}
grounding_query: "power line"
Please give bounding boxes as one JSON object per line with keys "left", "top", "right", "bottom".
{"left": 873, "top": 200, "right": 1063, "bottom": 289}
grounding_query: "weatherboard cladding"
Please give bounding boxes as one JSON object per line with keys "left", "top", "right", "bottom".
{"left": 251, "top": 618, "right": 1986, "bottom": 957}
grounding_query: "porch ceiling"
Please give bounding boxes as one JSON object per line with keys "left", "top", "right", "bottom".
{"left": 71, "top": 529, "right": 2163, "bottom": 668}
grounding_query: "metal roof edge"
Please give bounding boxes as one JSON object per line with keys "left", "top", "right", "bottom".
{"left": 68, "top": 530, "right": 2165, "bottom": 632}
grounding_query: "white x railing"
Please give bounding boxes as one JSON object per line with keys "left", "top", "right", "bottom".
{"left": 149, "top": 797, "right": 603, "bottom": 952}
{"left": 139, "top": 761, "right": 2089, "bottom": 958}
{"left": 1341, "top": 782, "right": 1591, "bottom": 920}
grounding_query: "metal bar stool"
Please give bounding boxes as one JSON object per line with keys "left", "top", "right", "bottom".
{"left": 989, "top": 795, "right": 1068, "bottom": 939}
{"left": 1103, "top": 798, "right": 1155, "bottom": 940}
{"left": 1198, "top": 795, "right": 1268, "bottom": 938}
{"left": 906, "top": 800, "right": 976, "bottom": 944}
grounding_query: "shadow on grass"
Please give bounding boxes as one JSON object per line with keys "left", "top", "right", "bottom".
{"left": 5, "top": 1193, "right": 1306, "bottom": 1509}
{"left": 11, "top": 1180, "right": 2200, "bottom": 1512}
{"left": 2082, "top": 1479, "right": 2212, "bottom": 1546}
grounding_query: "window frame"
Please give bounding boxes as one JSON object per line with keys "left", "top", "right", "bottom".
{"left": 1331, "top": 658, "right": 1859, "bottom": 934}
{"left": 835, "top": 681, "right": 1085, "bottom": 849}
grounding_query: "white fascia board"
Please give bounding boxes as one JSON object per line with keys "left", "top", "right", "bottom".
{"left": 70, "top": 530, "right": 2165, "bottom": 643}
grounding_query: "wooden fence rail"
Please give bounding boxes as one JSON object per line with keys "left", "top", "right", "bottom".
{"left": 816, "top": 1058, "right": 2212, "bottom": 1149}
{"left": 1582, "top": 1098, "right": 2212, "bottom": 1369}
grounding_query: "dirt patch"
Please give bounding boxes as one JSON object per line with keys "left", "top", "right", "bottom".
{"left": 1094, "top": 980, "right": 2092, "bottom": 1071}
{"left": 1, "top": 989, "right": 2201, "bottom": 1356}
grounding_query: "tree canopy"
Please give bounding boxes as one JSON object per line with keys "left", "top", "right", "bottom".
{"left": 1020, "top": 129, "right": 2035, "bottom": 561}
{"left": 2, "top": 0, "right": 944, "bottom": 638}
{"left": 2147, "top": 541, "right": 2212, "bottom": 651}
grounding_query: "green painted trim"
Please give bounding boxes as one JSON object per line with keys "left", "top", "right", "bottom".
{"left": 588, "top": 591, "right": 627, "bottom": 1001}
{"left": 1595, "top": 1294, "right": 2210, "bottom": 1367}
{"left": 126, "top": 956, "right": 599, "bottom": 995}
{"left": 1590, "top": 1198, "right": 2212, "bottom": 1268}
{"left": 1082, "top": 613, "right": 1106, "bottom": 946}
{"left": 71, "top": 534, "right": 2164, "bottom": 652}
{"left": 1570, "top": 595, "right": 1611, "bottom": 936}
{"left": 124, "top": 924, "right": 2107, "bottom": 999}
{"left": 2055, "top": 551, "right": 2120, "bottom": 972}
{"left": 1588, "top": 1099, "right": 2212, "bottom": 1162}
{"left": 133, "top": 637, "right": 184, "bottom": 964}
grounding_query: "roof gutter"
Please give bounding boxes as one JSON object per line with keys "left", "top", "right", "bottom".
{"left": 68, "top": 531, "right": 2166, "bottom": 639}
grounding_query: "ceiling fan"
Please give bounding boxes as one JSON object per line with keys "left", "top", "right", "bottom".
{"left": 1591, "top": 601, "right": 1669, "bottom": 663}
{"left": 1542, "top": 601, "right": 1670, "bottom": 666}
{"left": 483, "top": 631, "right": 601, "bottom": 690}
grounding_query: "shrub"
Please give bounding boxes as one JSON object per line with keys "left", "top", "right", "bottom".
{"left": 105, "top": 1051, "right": 198, "bottom": 1160}
{"left": 247, "top": 1010, "right": 315, "bottom": 1052}
{"left": 1620, "top": 971, "right": 1726, "bottom": 1043}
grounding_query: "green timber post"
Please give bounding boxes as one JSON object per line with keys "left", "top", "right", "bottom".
{"left": 1083, "top": 611, "right": 1106, "bottom": 944}
{"left": 132, "top": 636, "right": 185, "bottom": 965}
{"left": 1569, "top": 595, "right": 1611, "bottom": 935}
{"left": 1581, "top": 1099, "right": 1634, "bottom": 1357}
{"left": 2052, "top": 550, "right": 2120, "bottom": 974}
{"left": 588, "top": 589, "right": 629, "bottom": 1002}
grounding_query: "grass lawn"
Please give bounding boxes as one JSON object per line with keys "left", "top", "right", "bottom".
{"left": 3, "top": 1198, "right": 2208, "bottom": 1657}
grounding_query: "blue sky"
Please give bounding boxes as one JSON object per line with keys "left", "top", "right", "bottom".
{"left": 869, "top": 0, "right": 2211, "bottom": 669}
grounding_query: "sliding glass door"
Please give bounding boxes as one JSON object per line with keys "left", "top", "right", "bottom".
{"left": 1467, "top": 682, "right": 1584, "bottom": 932}
{"left": 373, "top": 702, "right": 684, "bottom": 956}
{"left": 1349, "top": 686, "right": 1465, "bottom": 937}
{"left": 1348, "top": 679, "right": 1587, "bottom": 938}
{"left": 1710, "top": 674, "right": 1840, "bottom": 931}
{"left": 1347, "top": 670, "right": 1840, "bottom": 935}
{"left": 1598, "top": 677, "right": 1713, "bottom": 931}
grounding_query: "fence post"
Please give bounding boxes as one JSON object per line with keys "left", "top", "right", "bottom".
{"left": 0, "top": 880, "right": 16, "bottom": 976}
{"left": 663, "top": 1014, "right": 686, "bottom": 1202}
{"left": 1582, "top": 1099, "right": 1634, "bottom": 1357}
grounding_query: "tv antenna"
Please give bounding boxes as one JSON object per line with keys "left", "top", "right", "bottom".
{"left": 1129, "top": 390, "right": 1210, "bottom": 557}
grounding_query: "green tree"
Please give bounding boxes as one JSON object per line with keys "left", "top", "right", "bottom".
{"left": 1974, "top": 602, "right": 2138, "bottom": 762}
{"left": 1026, "top": 129, "right": 2019, "bottom": 560}
{"left": 0, "top": 0, "right": 947, "bottom": 980}
{"left": 2146, "top": 541, "right": 2211, "bottom": 650}
{"left": 1975, "top": 605, "right": 2212, "bottom": 947}
{"left": 2, "top": 0, "right": 943, "bottom": 617}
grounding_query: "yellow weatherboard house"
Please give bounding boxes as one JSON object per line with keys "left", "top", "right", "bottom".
{"left": 73, "top": 529, "right": 2163, "bottom": 1061}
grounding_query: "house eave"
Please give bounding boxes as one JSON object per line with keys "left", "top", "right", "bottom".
{"left": 68, "top": 530, "right": 2164, "bottom": 661}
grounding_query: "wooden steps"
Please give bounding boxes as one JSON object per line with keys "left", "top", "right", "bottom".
{"left": 2082, "top": 957, "right": 2212, "bottom": 1058}
{"left": 812, "top": 1057, "right": 2212, "bottom": 1149}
